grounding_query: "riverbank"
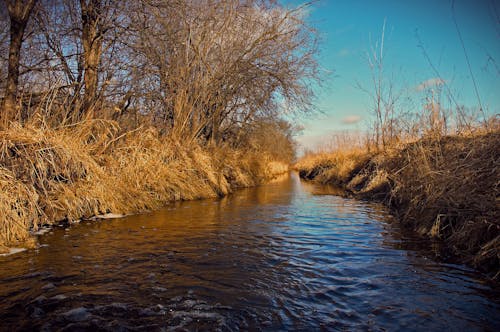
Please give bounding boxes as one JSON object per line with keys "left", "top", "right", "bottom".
{"left": 2, "top": 171, "right": 498, "bottom": 331}
{"left": 295, "top": 131, "right": 499, "bottom": 280}
{"left": 0, "top": 120, "right": 288, "bottom": 252}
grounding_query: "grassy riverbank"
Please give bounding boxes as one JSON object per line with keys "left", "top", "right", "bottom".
{"left": 0, "top": 1, "right": 315, "bottom": 253}
{"left": 0, "top": 120, "right": 288, "bottom": 252}
{"left": 295, "top": 131, "right": 500, "bottom": 279}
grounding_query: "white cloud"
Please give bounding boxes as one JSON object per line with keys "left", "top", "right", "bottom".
{"left": 337, "top": 48, "right": 351, "bottom": 57}
{"left": 416, "top": 77, "right": 446, "bottom": 91}
{"left": 341, "top": 115, "right": 362, "bottom": 124}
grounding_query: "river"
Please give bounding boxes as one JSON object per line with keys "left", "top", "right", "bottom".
{"left": 0, "top": 173, "right": 498, "bottom": 331}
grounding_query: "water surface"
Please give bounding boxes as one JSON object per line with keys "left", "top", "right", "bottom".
{"left": 0, "top": 173, "right": 498, "bottom": 331}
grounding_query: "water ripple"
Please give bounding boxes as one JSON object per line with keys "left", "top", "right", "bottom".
{"left": 0, "top": 173, "right": 498, "bottom": 331}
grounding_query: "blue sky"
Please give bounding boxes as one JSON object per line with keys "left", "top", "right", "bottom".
{"left": 283, "top": 0, "right": 500, "bottom": 151}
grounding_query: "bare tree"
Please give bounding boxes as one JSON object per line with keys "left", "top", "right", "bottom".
{"left": 358, "top": 19, "right": 403, "bottom": 150}
{"left": 0, "top": 0, "right": 318, "bottom": 142}
{"left": 1, "top": 0, "right": 38, "bottom": 127}
{"left": 129, "top": 0, "right": 317, "bottom": 142}
{"left": 79, "top": 0, "right": 103, "bottom": 118}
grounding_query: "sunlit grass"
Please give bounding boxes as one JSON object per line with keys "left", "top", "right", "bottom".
{"left": 0, "top": 119, "right": 289, "bottom": 251}
{"left": 295, "top": 126, "right": 500, "bottom": 279}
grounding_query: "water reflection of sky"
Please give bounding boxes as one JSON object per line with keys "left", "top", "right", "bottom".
{"left": 0, "top": 173, "right": 498, "bottom": 330}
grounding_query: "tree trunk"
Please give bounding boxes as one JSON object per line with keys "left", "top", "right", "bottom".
{"left": 80, "top": 0, "right": 102, "bottom": 119}
{"left": 1, "top": 0, "right": 37, "bottom": 127}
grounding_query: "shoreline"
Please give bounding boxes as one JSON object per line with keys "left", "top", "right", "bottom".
{"left": 0, "top": 121, "right": 289, "bottom": 253}
{"left": 295, "top": 132, "right": 500, "bottom": 280}
{"left": 1, "top": 170, "right": 290, "bottom": 256}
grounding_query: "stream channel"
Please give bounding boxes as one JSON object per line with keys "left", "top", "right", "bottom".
{"left": 0, "top": 173, "right": 498, "bottom": 331}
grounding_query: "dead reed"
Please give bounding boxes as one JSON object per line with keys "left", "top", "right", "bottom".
{"left": 388, "top": 132, "right": 499, "bottom": 276}
{"left": 295, "top": 148, "right": 372, "bottom": 185}
{"left": 295, "top": 130, "right": 500, "bottom": 279}
{"left": 0, "top": 120, "right": 288, "bottom": 251}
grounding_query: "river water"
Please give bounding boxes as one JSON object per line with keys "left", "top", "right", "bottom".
{"left": 0, "top": 173, "right": 498, "bottom": 331}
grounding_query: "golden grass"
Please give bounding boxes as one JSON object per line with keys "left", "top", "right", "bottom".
{"left": 388, "top": 132, "right": 499, "bottom": 276}
{"left": 0, "top": 120, "right": 288, "bottom": 252}
{"left": 295, "top": 148, "right": 371, "bottom": 185}
{"left": 295, "top": 130, "right": 500, "bottom": 279}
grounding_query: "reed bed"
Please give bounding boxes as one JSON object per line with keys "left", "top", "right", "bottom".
{"left": 296, "top": 148, "right": 375, "bottom": 188}
{"left": 0, "top": 120, "right": 288, "bottom": 251}
{"left": 295, "top": 131, "right": 500, "bottom": 279}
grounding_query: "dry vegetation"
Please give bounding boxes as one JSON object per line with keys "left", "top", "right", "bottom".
{"left": 296, "top": 127, "right": 500, "bottom": 279}
{"left": 295, "top": 17, "right": 499, "bottom": 279}
{"left": 0, "top": 118, "right": 290, "bottom": 251}
{"left": 0, "top": 0, "right": 316, "bottom": 251}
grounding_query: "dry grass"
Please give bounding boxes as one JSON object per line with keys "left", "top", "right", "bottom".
{"left": 0, "top": 167, "right": 39, "bottom": 249}
{"left": 0, "top": 120, "right": 288, "bottom": 252}
{"left": 295, "top": 148, "right": 371, "bottom": 185}
{"left": 387, "top": 132, "right": 499, "bottom": 276}
{"left": 295, "top": 130, "right": 500, "bottom": 279}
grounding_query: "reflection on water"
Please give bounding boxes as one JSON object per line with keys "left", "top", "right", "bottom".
{"left": 0, "top": 173, "right": 498, "bottom": 331}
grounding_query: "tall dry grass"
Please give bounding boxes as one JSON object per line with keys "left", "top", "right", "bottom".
{"left": 295, "top": 129, "right": 500, "bottom": 279}
{"left": 0, "top": 119, "right": 288, "bottom": 251}
{"left": 295, "top": 148, "right": 372, "bottom": 185}
{"left": 387, "top": 132, "right": 499, "bottom": 275}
